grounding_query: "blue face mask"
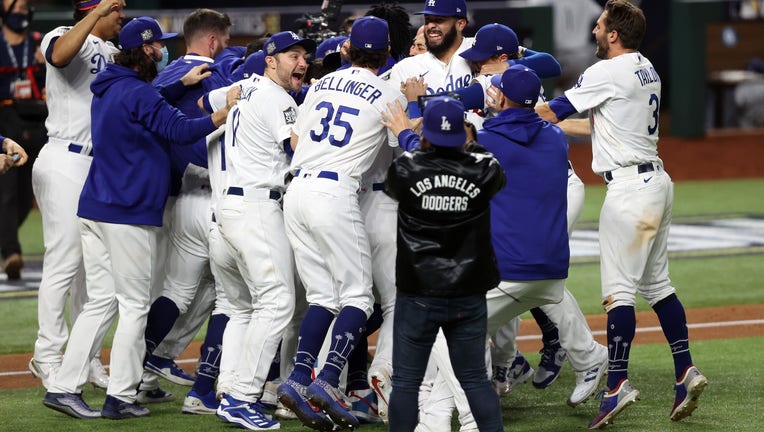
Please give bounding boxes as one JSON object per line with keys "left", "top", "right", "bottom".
{"left": 4, "top": 12, "right": 31, "bottom": 34}
{"left": 154, "top": 46, "right": 169, "bottom": 72}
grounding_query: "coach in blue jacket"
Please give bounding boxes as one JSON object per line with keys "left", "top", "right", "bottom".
{"left": 477, "top": 65, "right": 570, "bottom": 333}
{"left": 43, "top": 17, "right": 234, "bottom": 420}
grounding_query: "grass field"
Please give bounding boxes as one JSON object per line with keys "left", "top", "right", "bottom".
{"left": 2, "top": 178, "right": 764, "bottom": 431}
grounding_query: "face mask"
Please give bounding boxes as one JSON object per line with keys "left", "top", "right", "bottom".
{"left": 152, "top": 45, "right": 169, "bottom": 72}
{"left": 4, "top": 12, "right": 31, "bottom": 33}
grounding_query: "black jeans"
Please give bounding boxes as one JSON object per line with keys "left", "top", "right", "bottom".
{"left": 388, "top": 293, "right": 503, "bottom": 432}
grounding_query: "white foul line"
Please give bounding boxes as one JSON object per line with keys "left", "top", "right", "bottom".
{"left": 3, "top": 319, "right": 763, "bottom": 379}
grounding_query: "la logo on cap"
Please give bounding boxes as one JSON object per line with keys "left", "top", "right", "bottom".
{"left": 141, "top": 29, "right": 153, "bottom": 41}
{"left": 428, "top": 0, "right": 436, "bottom": 6}
{"left": 289, "top": 32, "right": 300, "bottom": 40}
{"left": 440, "top": 116, "right": 451, "bottom": 131}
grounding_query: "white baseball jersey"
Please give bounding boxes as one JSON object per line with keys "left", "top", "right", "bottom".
{"left": 290, "top": 67, "right": 405, "bottom": 179}
{"left": 224, "top": 77, "right": 294, "bottom": 191}
{"left": 41, "top": 27, "right": 118, "bottom": 144}
{"left": 564, "top": 52, "right": 662, "bottom": 174}
{"left": 205, "top": 73, "right": 263, "bottom": 113}
{"left": 387, "top": 37, "right": 474, "bottom": 94}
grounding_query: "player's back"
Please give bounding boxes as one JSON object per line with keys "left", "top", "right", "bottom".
{"left": 291, "top": 67, "right": 404, "bottom": 179}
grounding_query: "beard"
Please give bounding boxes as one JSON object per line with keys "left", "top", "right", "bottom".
{"left": 136, "top": 53, "right": 159, "bottom": 83}
{"left": 595, "top": 38, "right": 609, "bottom": 59}
{"left": 426, "top": 24, "right": 458, "bottom": 58}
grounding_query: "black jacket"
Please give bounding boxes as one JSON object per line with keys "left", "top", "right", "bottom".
{"left": 385, "top": 146, "right": 506, "bottom": 297}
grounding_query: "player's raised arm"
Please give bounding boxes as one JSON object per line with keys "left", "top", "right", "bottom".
{"left": 49, "top": 1, "right": 125, "bottom": 67}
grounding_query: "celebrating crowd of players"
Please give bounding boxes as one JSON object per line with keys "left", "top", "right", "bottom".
{"left": 23, "top": 0, "right": 708, "bottom": 431}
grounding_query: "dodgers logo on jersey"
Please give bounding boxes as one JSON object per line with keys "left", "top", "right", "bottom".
{"left": 283, "top": 107, "right": 297, "bottom": 124}
{"left": 574, "top": 73, "right": 584, "bottom": 89}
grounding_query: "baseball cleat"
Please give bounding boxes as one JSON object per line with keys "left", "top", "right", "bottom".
{"left": 3, "top": 252, "right": 23, "bottom": 280}
{"left": 136, "top": 387, "right": 175, "bottom": 404}
{"left": 587, "top": 378, "right": 640, "bottom": 429}
{"left": 274, "top": 401, "right": 298, "bottom": 420}
{"left": 144, "top": 354, "right": 195, "bottom": 386}
{"left": 29, "top": 358, "right": 60, "bottom": 390}
{"left": 670, "top": 365, "right": 708, "bottom": 421}
{"left": 347, "top": 388, "right": 382, "bottom": 424}
{"left": 533, "top": 343, "right": 567, "bottom": 389}
{"left": 493, "top": 350, "right": 534, "bottom": 396}
{"left": 306, "top": 378, "right": 360, "bottom": 429}
{"left": 369, "top": 368, "right": 392, "bottom": 424}
{"left": 568, "top": 344, "right": 608, "bottom": 407}
{"left": 43, "top": 392, "right": 101, "bottom": 419}
{"left": 277, "top": 378, "right": 334, "bottom": 431}
{"left": 102, "top": 395, "right": 150, "bottom": 419}
{"left": 88, "top": 358, "right": 109, "bottom": 390}
{"left": 217, "top": 394, "right": 280, "bottom": 430}
{"left": 182, "top": 389, "right": 219, "bottom": 415}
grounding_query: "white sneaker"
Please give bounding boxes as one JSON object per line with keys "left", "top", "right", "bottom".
{"left": 568, "top": 344, "right": 608, "bottom": 407}
{"left": 88, "top": 358, "right": 109, "bottom": 390}
{"left": 28, "top": 358, "right": 60, "bottom": 389}
{"left": 369, "top": 368, "right": 392, "bottom": 424}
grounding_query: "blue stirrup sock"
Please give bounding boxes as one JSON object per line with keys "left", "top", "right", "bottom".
{"left": 653, "top": 294, "right": 693, "bottom": 380}
{"left": 317, "top": 306, "right": 368, "bottom": 387}
{"left": 145, "top": 296, "right": 180, "bottom": 356}
{"left": 192, "top": 313, "right": 229, "bottom": 395}
{"left": 605, "top": 306, "right": 636, "bottom": 390}
{"left": 291, "top": 305, "right": 335, "bottom": 386}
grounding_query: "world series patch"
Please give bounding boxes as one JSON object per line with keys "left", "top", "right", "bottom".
{"left": 283, "top": 107, "right": 297, "bottom": 124}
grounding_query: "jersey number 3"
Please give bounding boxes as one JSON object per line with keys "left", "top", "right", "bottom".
{"left": 310, "top": 101, "right": 360, "bottom": 147}
{"left": 648, "top": 93, "right": 659, "bottom": 135}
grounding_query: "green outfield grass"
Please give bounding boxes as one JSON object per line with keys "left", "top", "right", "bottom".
{"left": 0, "top": 337, "right": 762, "bottom": 431}
{"left": 3, "top": 177, "right": 763, "bottom": 431}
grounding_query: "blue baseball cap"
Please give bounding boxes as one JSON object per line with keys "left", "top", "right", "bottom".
{"left": 490, "top": 65, "right": 542, "bottom": 107}
{"left": 119, "top": 17, "right": 177, "bottom": 50}
{"left": 422, "top": 96, "right": 466, "bottom": 148}
{"left": 242, "top": 50, "right": 266, "bottom": 77}
{"left": 264, "top": 31, "right": 317, "bottom": 56}
{"left": 460, "top": 23, "right": 518, "bottom": 62}
{"left": 315, "top": 36, "right": 348, "bottom": 60}
{"left": 350, "top": 16, "right": 389, "bottom": 50}
{"left": 415, "top": 0, "right": 467, "bottom": 18}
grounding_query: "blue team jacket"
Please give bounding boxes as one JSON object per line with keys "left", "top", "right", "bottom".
{"left": 78, "top": 63, "right": 218, "bottom": 227}
{"left": 478, "top": 108, "right": 570, "bottom": 281}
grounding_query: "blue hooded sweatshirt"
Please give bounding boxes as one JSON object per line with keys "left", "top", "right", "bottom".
{"left": 477, "top": 108, "right": 570, "bottom": 280}
{"left": 78, "top": 63, "right": 218, "bottom": 227}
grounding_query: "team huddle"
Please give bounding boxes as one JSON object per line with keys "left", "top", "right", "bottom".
{"left": 27, "top": 0, "right": 708, "bottom": 431}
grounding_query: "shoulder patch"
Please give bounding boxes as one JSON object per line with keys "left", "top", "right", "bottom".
{"left": 283, "top": 106, "right": 297, "bottom": 124}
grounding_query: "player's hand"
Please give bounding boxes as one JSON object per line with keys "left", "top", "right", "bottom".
{"left": 480, "top": 61, "right": 509, "bottom": 76}
{"left": 381, "top": 100, "right": 422, "bottom": 137}
{"left": 1, "top": 137, "right": 27, "bottom": 168}
{"left": 225, "top": 85, "right": 241, "bottom": 110}
{"left": 0, "top": 155, "right": 12, "bottom": 174}
{"left": 485, "top": 85, "right": 503, "bottom": 112}
{"left": 95, "top": 1, "right": 121, "bottom": 18}
{"left": 181, "top": 64, "right": 212, "bottom": 87}
{"left": 401, "top": 77, "right": 428, "bottom": 102}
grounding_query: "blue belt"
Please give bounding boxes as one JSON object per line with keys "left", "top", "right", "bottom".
{"left": 227, "top": 187, "right": 282, "bottom": 201}
{"left": 293, "top": 169, "right": 339, "bottom": 181}
{"left": 372, "top": 183, "right": 384, "bottom": 191}
{"left": 604, "top": 162, "right": 654, "bottom": 182}
{"left": 68, "top": 143, "right": 92, "bottom": 156}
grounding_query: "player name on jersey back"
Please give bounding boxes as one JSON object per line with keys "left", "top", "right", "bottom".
{"left": 312, "top": 75, "right": 383, "bottom": 103}
{"left": 634, "top": 66, "right": 660, "bottom": 86}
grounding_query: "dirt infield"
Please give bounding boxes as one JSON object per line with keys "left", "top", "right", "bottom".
{"left": 2, "top": 304, "right": 762, "bottom": 390}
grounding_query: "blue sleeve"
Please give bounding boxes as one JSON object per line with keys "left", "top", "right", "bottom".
{"left": 407, "top": 101, "right": 422, "bottom": 119}
{"left": 137, "top": 86, "right": 216, "bottom": 145}
{"left": 283, "top": 138, "right": 294, "bottom": 159}
{"left": 548, "top": 94, "right": 579, "bottom": 120}
{"left": 509, "top": 49, "right": 561, "bottom": 79}
{"left": 157, "top": 80, "right": 187, "bottom": 103}
{"left": 444, "top": 83, "right": 485, "bottom": 111}
{"left": 398, "top": 129, "right": 421, "bottom": 152}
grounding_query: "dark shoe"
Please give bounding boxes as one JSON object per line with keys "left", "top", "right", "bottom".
{"left": 43, "top": 392, "right": 101, "bottom": 419}
{"left": 3, "top": 252, "right": 23, "bottom": 280}
{"left": 102, "top": 395, "right": 150, "bottom": 419}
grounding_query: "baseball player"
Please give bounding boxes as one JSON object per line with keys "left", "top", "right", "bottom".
{"left": 212, "top": 30, "right": 316, "bottom": 431}
{"left": 28, "top": 0, "right": 124, "bottom": 391}
{"left": 277, "top": 16, "right": 406, "bottom": 431}
{"left": 536, "top": 1, "right": 707, "bottom": 428}
{"left": 140, "top": 8, "right": 234, "bottom": 409}
{"left": 42, "top": 16, "right": 232, "bottom": 420}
